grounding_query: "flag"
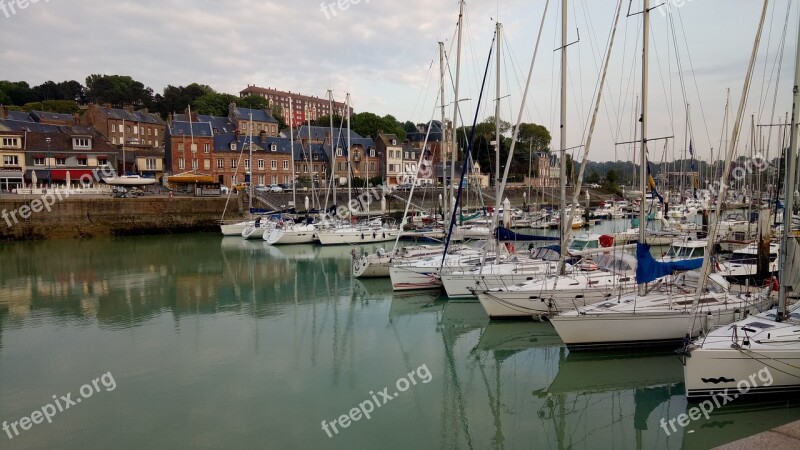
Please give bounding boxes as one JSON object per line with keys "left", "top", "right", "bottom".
{"left": 646, "top": 161, "right": 664, "bottom": 204}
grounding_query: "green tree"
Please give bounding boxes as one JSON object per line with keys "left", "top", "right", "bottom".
{"left": 517, "top": 123, "right": 551, "bottom": 152}
{"left": 85, "top": 74, "right": 153, "bottom": 108}
{"left": 0, "top": 81, "right": 38, "bottom": 105}
{"left": 32, "top": 80, "right": 84, "bottom": 102}
{"left": 193, "top": 92, "right": 239, "bottom": 116}
{"left": 158, "top": 83, "right": 215, "bottom": 116}
{"left": 241, "top": 94, "right": 269, "bottom": 110}
{"left": 586, "top": 171, "right": 601, "bottom": 184}
{"left": 404, "top": 121, "right": 417, "bottom": 134}
{"left": 22, "top": 100, "right": 81, "bottom": 114}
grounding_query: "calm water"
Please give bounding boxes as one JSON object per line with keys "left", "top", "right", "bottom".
{"left": 1, "top": 232, "right": 799, "bottom": 449}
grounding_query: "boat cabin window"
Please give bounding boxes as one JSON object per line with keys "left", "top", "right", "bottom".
{"left": 728, "top": 253, "right": 757, "bottom": 264}
{"left": 569, "top": 239, "right": 598, "bottom": 252}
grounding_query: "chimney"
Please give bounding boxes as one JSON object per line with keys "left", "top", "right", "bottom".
{"left": 259, "top": 130, "right": 267, "bottom": 144}
{"left": 103, "top": 103, "right": 112, "bottom": 109}
{"left": 325, "top": 131, "right": 331, "bottom": 145}
{"left": 167, "top": 113, "right": 173, "bottom": 125}
{"left": 123, "top": 105, "right": 133, "bottom": 113}
{"left": 0, "top": 105, "right": 7, "bottom": 119}
{"left": 228, "top": 102, "right": 237, "bottom": 120}
{"left": 73, "top": 113, "right": 81, "bottom": 125}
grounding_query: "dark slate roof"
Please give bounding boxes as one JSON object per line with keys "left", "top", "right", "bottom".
{"left": 95, "top": 105, "right": 164, "bottom": 125}
{"left": 0, "top": 119, "right": 63, "bottom": 133}
{"left": 168, "top": 121, "right": 214, "bottom": 137}
{"left": 212, "top": 133, "right": 327, "bottom": 161}
{"left": 7, "top": 111, "right": 34, "bottom": 122}
{"left": 12, "top": 128, "right": 118, "bottom": 154}
{"left": 174, "top": 114, "right": 236, "bottom": 133}
{"left": 407, "top": 120, "right": 443, "bottom": 142}
{"left": 30, "top": 111, "right": 76, "bottom": 123}
{"left": 295, "top": 125, "right": 365, "bottom": 142}
{"left": 231, "top": 106, "right": 277, "bottom": 124}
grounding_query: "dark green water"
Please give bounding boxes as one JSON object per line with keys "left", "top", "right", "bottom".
{"left": 0, "top": 234, "right": 798, "bottom": 449}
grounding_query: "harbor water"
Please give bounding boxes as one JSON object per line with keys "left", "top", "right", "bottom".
{"left": 1, "top": 229, "right": 798, "bottom": 449}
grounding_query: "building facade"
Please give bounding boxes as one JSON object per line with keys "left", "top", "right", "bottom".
{"left": 240, "top": 85, "right": 353, "bottom": 128}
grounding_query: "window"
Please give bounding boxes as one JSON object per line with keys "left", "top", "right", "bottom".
{"left": 258, "top": 175, "right": 265, "bottom": 185}
{"left": 337, "top": 162, "right": 343, "bottom": 171}
{"left": 146, "top": 158, "right": 157, "bottom": 170}
{"left": 190, "top": 143, "right": 197, "bottom": 153}
{"left": 258, "top": 159, "right": 264, "bottom": 169}
{"left": 178, "top": 143, "right": 185, "bottom": 152}
{"left": 411, "top": 152, "right": 416, "bottom": 160}
{"left": 77, "top": 158, "right": 87, "bottom": 166}
{"left": 55, "top": 158, "right": 66, "bottom": 166}
{"left": 370, "top": 149, "right": 375, "bottom": 157}
{"left": 3, "top": 155, "right": 19, "bottom": 166}
{"left": 204, "top": 159, "right": 210, "bottom": 170}
{"left": 191, "top": 159, "right": 198, "bottom": 170}
{"left": 33, "top": 157, "right": 45, "bottom": 166}
{"left": 271, "top": 175, "right": 277, "bottom": 184}
{"left": 370, "top": 162, "right": 376, "bottom": 171}
{"left": 303, "top": 164, "right": 308, "bottom": 173}
{"left": 270, "top": 160, "right": 277, "bottom": 170}
{"left": 178, "top": 158, "right": 185, "bottom": 169}
{"left": 405, "top": 152, "right": 410, "bottom": 159}
{"left": 283, "top": 160, "right": 288, "bottom": 170}
{"left": 97, "top": 158, "right": 108, "bottom": 166}
{"left": 270, "top": 144, "right": 277, "bottom": 152}
{"left": 232, "top": 175, "right": 238, "bottom": 185}
{"left": 231, "top": 159, "right": 238, "bottom": 169}
{"left": 133, "top": 126, "right": 138, "bottom": 134}
{"left": 230, "top": 143, "right": 237, "bottom": 151}
{"left": 204, "top": 143, "right": 210, "bottom": 153}
{"left": 111, "top": 124, "right": 116, "bottom": 132}
{"left": 154, "top": 140, "right": 159, "bottom": 147}
{"left": 284, "top": 176, "right": 290, "bottom": 184}
{"left": 244, "top": 159, "right": 250, "bottom": 169}
{"left": 155, "top": 129, "right": 159, "bottom": 137}
{"left": 148, "top": 128, "right": 152, "bottom": 136}
{"left": 336, "top": 147, "right": 342, "bottom": 157}
{"left": 391, "top": 139, "right": 397, "bottom": 145}
{"left": 217, "top": 158, "right": 224, "bottom": 169}
{"left": 73, "top": 138, "right": 91, "bottom": 149}
{"left": 112, "top": 137, "right": 117, "bottom": 144}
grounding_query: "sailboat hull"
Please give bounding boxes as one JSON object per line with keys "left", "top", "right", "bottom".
{"left": 220, "top": 221, "right": 251, "bottom": 236}
{"left": 316, "top": 228, "right": 399, "bottom": 245}
{"left": 264, "top": 226, "right": 317, "bottom": 245}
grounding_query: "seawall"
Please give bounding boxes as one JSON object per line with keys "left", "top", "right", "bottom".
{"left": 0, "top": 195, "right": 246, "bottom": 241}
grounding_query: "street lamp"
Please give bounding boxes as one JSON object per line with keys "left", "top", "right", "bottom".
{"left": 45, "top": 136, "right": 52, "bottom": 188}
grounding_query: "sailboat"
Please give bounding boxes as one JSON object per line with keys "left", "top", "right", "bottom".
{"left": 683, "top": 5, "right": 800, "bottom": 398}
{"left": 102, "top": 118, "right": 158, "bottom": 186}
{"left": 315, "top": 93, "right": 400, "bottom": 245}
{"left": 549, "top": 0, "right": 773, "bottom": 350}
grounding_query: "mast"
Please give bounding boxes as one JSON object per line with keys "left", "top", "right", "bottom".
{"left": 439, "top": 41, "right": 448, "bottom": 224}
{"left": 346, "top": 93, "right": 352, "bottom": 219}
{"left": 559, "top": 0, "right": 568, "bottom": 272}
{"left": 248, "top": 112, "right": 253, "bottom": 212}
{"left": 121, "top": 118, "right": 126, "bottom": 176}
{"left": 778, "top": 8, "right": 800, "bottom": 320}
{"left": 493, "top": 21, "right": 502, "bottom": 236}
{"left": 290, "top": 98, "right": 297, "bottom": 211}
{"left": 637, "top": 0, "right": 650, "bottom": 295}
{"left": 449, "top": 0, "right": 465, "bottom": 223}
{"left": 328, "top": 90, "right": 336, "bottom": 208}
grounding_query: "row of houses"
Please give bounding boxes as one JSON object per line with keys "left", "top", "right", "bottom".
{"left": 0, "top": 96, "right": 556, "bottom": 192}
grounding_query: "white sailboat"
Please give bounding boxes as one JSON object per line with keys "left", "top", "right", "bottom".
{"left": 549, "top": 0, "right": 773, "bottom": 350}
{"left": 684, "top": 6, "right": 800, "bottom": 398}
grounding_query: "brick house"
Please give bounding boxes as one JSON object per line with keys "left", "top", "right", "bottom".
{"left": 81, "top": 103, "right": 166, "bottom": 148}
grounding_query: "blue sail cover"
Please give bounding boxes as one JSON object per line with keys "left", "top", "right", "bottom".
{"left": 495, "top": 226, "right": 559, "bottom": 242}
{"left": 636, "top": 242, "right": 703, "bottom": 283}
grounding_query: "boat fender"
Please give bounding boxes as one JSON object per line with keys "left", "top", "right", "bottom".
{"left": 373, "top": 232, "right": 377, "bottom": 238}
{"left": 361, "top": 233, "right": 365, "bottom": 240}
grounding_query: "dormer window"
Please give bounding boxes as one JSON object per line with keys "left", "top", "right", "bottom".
{"left": 391, "top": 139, "right": 397, "bottom": 145}
{"left": 73, "top": 137, "right": 91, "bottom": 150}
{"left": 230, "top": 143, "right": 237, "bottom": 151}
{"left": 336, "top": 147, "right": 342, "bottom": 157}
{"left": 369, "top": 149, "right": 375, "bottom": 157}
{"left": 270, "top": 144, "right": 277, "bottom": 152}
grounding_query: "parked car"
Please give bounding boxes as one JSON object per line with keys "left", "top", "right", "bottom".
{"left": 277, "top": 183, "right": 292, "bottom": 192}
{"left": 268, "top": 184, "right": 283, "bottom": 193}
{"left": 587, "top": 183, "right": 601, "bottom": 188}
{"left": 254, "top": 185, "right": 270, "bottom": 192}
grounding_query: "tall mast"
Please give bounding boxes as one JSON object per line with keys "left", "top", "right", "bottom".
{"left": 449, "top": 0, "right": 465, "bottom": 221}
{"left": 122, "top": 118, "right": 126, "bottom": 176}
{"left": 559, "top": 0, "right": 568, "bottom": 271}
{"left": 439, "top": 41, "right": 448, "bottom": 223}
{"left": 346, "top": 93, "right": 352, "bottom": 219}
{"left": 328, "top": 90, "right": 336, "bottom": 206}
{"left": 493, "top": 22, "right": 502, "bottom": 235}
{"left": 778, "top": 9, "right": 800, "bottom": 320}
{"left": 248, "top": 112, "right": 253, "bottom": 212}
{"left": 638, "top": 0, "right": 650, "bottom": 295}
{"left": 289, "top": 98, "right": 297, "bottom": 211}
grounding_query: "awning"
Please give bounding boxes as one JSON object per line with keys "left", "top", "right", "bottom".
{"left": 0, "top": 170, "right": 24, "bottom": 180}
{"left": 168, "top": 174, "right": 214, "bottom": 183}
{"left": 50, "top": 169, "right": 95, "bottom": 181}
{"left": 27, "top": 169, "right": 51, "bottom": 181}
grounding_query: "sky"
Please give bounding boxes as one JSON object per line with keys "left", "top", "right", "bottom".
{"left": 1, "top": 0, "right": 798, "bottom": 163}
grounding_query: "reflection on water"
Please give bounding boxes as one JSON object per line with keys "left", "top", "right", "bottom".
{"left": 0, "top": 233, "right": 796, "bottom": 449}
